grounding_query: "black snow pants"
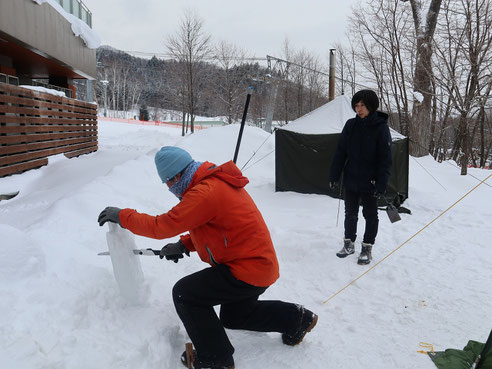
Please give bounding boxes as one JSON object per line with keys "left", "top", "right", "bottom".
{"left": 172, "top": 263, "right": 301, "bottom": 363}
{"left": 344, "top": 188, "right": 379, "bottom": 244}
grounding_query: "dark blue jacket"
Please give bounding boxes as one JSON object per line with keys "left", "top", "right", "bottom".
{"left": 329, "top": 111, "right": 392, "bottom": 194}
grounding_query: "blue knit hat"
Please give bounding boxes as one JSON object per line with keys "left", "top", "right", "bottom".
{"left": 154, "top": 146, "right": 193, "bottom": 183}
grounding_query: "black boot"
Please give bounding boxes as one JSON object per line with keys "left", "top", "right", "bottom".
{"left": 282, "top": 306, "right": 318, "bottom": 346}
{"left": 180, "top": 349, "right": 234, "bottom": 369}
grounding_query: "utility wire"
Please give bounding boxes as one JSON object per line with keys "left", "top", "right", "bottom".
{"left": 322, "top": 172, "right": 492, "bottom": 305}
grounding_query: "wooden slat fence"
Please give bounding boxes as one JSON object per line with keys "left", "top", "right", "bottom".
{"left": 0, "top": 82, "right": 98, "bottom": 177}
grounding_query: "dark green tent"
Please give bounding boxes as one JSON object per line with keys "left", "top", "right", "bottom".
{"left": 428, "top": 330, "right": 492, "bottom": 369}
{"left": 275, "top": 96, "right": 409, "bottom": 205}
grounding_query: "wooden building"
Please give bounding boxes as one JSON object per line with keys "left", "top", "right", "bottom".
{"left": 0, "top": 0, "right": 98, "bottom": 177}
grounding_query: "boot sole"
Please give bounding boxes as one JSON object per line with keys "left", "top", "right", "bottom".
{"left": 357, "top": 259, "right": 371, "bottom": 265}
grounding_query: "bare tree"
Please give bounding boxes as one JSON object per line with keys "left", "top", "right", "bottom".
{"left": 96, "top": 51, "right": 145, "bottom": 119}
{"left": 477, "top": 83, "right": 492, "bottom": 168}
{"left": 127, "top": 74, "right": 143, "bottom": 117}
{"left": 434, "top": 0, "right": 492, "bottom": 173}
{"left": 334, "top": 41, "right": 358, "bottom": 97}
{"left": 214, "top": 41, "right": 249, "bottom": 124}
{"left": 279, "top": 38, "right": 293, "bottom": 125}
{"left": 346, "top": 0, "right": 443, "bottom": 153}
{"left": 167, "top": 11, "right": 212, "bottom": 135}
{"left": 348, "top": 0, "right": 415, "bottom": 135}
{"left": 401, "top": 0, "right": 443, "bottom": 156}
{"left": 305, "top": 56, "right": 327, "bottom": 112}
{"left": 274, "top": 39, "right": 329, "bottom": 124}
{"left": 288, "top": 50, "right": 327, "bottom": 117}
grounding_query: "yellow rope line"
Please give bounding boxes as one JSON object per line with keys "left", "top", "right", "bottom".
{"left": 322, "top": 172, "right": 492, "bottom": 305}
{"left": 417, "top": 342, "right": 435, "bottom": 354}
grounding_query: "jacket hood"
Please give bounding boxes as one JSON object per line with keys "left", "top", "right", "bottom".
{"left": 183, "top": 161, "right": 249, "bottom": 196}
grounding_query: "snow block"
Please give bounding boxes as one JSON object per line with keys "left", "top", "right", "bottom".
{"left": 106, "top": 223, "right": 148, "bottom": 305}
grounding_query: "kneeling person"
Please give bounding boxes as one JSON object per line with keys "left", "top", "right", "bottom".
{"left": 98, "top": 146, "right": 318, "bottom": 369}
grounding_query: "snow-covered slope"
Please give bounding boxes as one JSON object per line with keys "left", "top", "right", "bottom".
{"left": 0, "top": 119, "right": 490, "bottom": 369}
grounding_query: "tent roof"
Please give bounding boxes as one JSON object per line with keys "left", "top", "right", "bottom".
{"left": 280, "top": 95, "right": 405, "bottom": 140}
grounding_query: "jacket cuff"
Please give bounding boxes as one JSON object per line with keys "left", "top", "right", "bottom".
{"left": 180, "top": 234, "right": 195, "bottom": 252}
{"left": 118, "top": 208, "right": 135, "bottom": 229}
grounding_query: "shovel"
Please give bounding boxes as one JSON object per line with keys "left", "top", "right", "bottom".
{"left": 383, "top": 196, "right": 401, "bottom": 223}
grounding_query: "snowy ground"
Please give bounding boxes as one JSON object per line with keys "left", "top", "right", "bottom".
{"left": 0, "top": 120, "right": 491, "bottom": 369}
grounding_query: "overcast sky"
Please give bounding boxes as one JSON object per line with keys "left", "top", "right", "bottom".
{"left": 82, "top": 0, "right": 357, "bottom": 62}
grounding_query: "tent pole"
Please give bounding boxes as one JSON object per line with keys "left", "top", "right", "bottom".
{"left": 336, "top": 182, "right": 343, "bottom": 227}
{"left": 233, "top": 87, "right": 253, "bottom": 164}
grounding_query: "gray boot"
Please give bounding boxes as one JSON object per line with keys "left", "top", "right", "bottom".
{"left": 358, "top": 242, "right": 373, "bottom": 265}
{"left": 336, "top": 239, "right": 355, "bottom": 258}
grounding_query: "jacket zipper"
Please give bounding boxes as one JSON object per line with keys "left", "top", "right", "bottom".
{"left": 205, "top": 246, "right": 218, "bottom": 266}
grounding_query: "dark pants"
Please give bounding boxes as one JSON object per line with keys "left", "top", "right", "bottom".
{"left": 172, "top": 264, "right": 300, "bottom": 363}
{"left": 344, "top": 188, "right": 379, "bottom": 244}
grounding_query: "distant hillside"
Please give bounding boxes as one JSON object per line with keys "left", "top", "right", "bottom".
{"left": 93, "top": 46, "right": 328, "bottom": 125}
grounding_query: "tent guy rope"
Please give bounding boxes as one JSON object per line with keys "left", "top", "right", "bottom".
{"left": 410, "top": 156, "right": 447, "bottom": 190}
{"left": 322, "top": 171, "right": 492, "bottom": 305}
{"left": 242, "top": 149, "right": 275, "bottom": 172}
{"left": 240, "top": 131, "right": 275, "bottom": 171}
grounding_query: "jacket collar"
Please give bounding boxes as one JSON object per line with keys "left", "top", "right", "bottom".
{"left": 181, "top": 161, "right": 249, "bottom": 197}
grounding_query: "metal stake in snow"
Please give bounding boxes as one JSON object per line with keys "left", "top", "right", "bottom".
{"left": 105, "top": 223, "right": 148, "bottom": 305}
{"left": 233, "top": 87, "right": 253, "bottom": 164}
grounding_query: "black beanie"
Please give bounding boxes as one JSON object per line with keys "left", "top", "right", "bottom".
{"left": 351, "top": 90, "right": 379, "bottom": 113}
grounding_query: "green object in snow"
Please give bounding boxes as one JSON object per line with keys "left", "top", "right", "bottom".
{"left": 428, "top": 332, "right": 492, "bottom": 369}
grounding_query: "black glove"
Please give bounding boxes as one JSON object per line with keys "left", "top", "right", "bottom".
{"left": 372, "top": 191, "right": 382, "bottom": 200}
{"left": 159, "top": 240, "right": 190, "bottom": 263}
{"left": 98, "top": 207, "right": 122, "bottom": 226}
{"left": 329, "top": 181, "right": 339, "bottom": 190}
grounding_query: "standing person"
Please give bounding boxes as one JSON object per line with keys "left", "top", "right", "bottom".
{"left": 328, "top": 90, "right": 392, "bottom": 265}
{"left": 98, "top": 146, "right": 318, "bottom": 369}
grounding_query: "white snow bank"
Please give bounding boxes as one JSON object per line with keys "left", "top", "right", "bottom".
{"left": 31, "top": 0, "right": 101, "bottom": 49}
{"left": 0, "top": 119, "right": 491, "bottom": 369}
{"left": 19, "top": 85, "right": 67, "bottom": 97}
{"left": 0, "top": 224, "right": 45, "bottom": 281}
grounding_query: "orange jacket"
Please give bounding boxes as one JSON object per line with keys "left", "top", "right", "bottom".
{"left": 119, "top": 161, "right": 279, "bottom": 287}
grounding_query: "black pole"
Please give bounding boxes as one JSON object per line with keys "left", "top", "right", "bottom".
{"left": 233, "top": 87, "right": 253, "bottom": 164}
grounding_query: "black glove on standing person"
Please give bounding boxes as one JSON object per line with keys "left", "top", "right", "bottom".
{"left": 98, "top": 207, "right": 122, "bottom": 226}
{"left": 372, "top": 191, "right": 382, "bottom": 200}
{"left": 160, "top": 240, "right": 190, "bottom": 263}
{"left": 329, "top": 181, "right": 339, "bottom": 190}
